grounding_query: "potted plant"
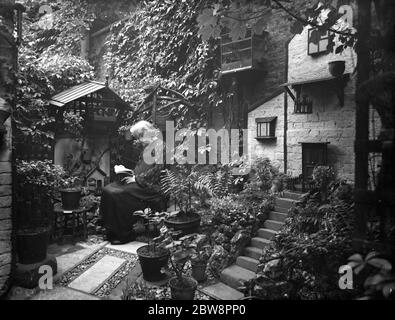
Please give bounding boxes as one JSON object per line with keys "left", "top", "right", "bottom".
{"left": 15, "top": 160, "right": 65, "bottom": 264}
{"left": 161, "top": 166, "right": 202, "bottom": 236}
{"left": 190, "top": 235, "right": 212, "bottom": 283}
{"left": 59, "top": 175, "right": 83, "bottom": 210}
{"left": 135, "top": 209, "right": 170, "bottom": 282}
{"left": 328, "top": 60, "right": 345, "bottom": 77}
{"left": 160, "top": 229, "right": 200, "bottom": 300}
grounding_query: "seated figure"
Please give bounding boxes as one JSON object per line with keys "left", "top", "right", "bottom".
{"left": 99, "top": 121, "right": 165, "bottom": 245}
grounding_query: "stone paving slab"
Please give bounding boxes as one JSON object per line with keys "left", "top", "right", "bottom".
{"left": 68, "top": 255, "right": 126, "bottom": 293}
{"left": 105, "top": 241, "right": 146, "bottom": 255}
{"left": 54, "top": 242, "right": 108, "bottom": 281}
{"left": 201, "top": 282, "right": 244, "bottom": 300}
{"left": 30, "top": 287, "right": 100, "bottom": 300}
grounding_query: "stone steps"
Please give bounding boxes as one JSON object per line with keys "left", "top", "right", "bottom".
{"left": 215, "top": 193, "right": 301, "bottom": 297}
{"left": 244, "top": 246, "right": 264, "bottom": 260}
{"left": 269, "top": 211, "right": 288, "bottom": 222}
{"left": 275, "top": 198, "right": 295, "bottom": 209}
{"left": 220, "top": 265, "right": 256, "bottom": 290}
{"left": 257, "top": 228, "right": 277, "bottom": 240}
{"left": 236, "top": 256, "right": 259, "bottom": 273}
{"left": 264, "top": 220, "right": 284, "bottom": 232}
{"left": 251, "top": 237, "right": 272, "bottom": 249}
{"left": 274, "top": 206, "right": 289, "bottom": 214}
{"left": 283, "top": 191, "right": 303, "bottom": 200}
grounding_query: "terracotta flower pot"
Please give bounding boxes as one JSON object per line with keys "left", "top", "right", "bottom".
{"left": 169, "top": 276, "right": 198, "bottom": 300}
{"left": 137, "top": 245, "right": 169, "bottom": 282}
{"left": 164, "top": 212, "right": 201, "bottom": 237}
{"left": 328, "top": 61, "right": 345, "bottom": 77}
{"left": 17, "top": 227, "right": 50, "bottom": 264}
{"left": 60, "top": 188, "right": 82, "bottom": 210}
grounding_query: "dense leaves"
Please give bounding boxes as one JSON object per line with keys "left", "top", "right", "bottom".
{"left": 196, "top": 0, "right": 356, "bottom": 52}
{"left": 252, "top": 180, "right": 356, "bottom": 299}
{"left": 14, "top": 1, "right": 96, "bottom": 152}
{"left": 104, "top": 0, "right": 223, "bottom": 128}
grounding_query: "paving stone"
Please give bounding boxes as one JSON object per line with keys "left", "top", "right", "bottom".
{"left": 54, "top": 242, "right": 108, "bottom": 280}
{"left": 107, "top": 262, "right": 143, "bottom": 300}
{"left": 68, "top": 255, "right": 125, "bottom": 293}
{"left": 105, "top": 241, "right": 147, "bottom": 254}
{"left": 31, "top": 286, "right": 100, "bottom": 300}
{"left": 201, "top": 282, "right": 244, "bottom": 300}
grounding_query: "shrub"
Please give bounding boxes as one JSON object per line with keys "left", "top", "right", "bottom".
{"left": 253, "top": 180, "right": 357, "bottom": 299}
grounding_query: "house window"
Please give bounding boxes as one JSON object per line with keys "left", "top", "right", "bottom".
{"left": 294, "top": 86, "right": 313, "bottom": 114}
{"left": 256, "top": 117, "right": 277, "bottom": 140}
{"left": 308, "top": 28, "right": 331, "bottom": 56}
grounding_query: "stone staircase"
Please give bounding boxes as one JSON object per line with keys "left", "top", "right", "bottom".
{"left": 207, "top": 191, "right": 301, "bottom": 298}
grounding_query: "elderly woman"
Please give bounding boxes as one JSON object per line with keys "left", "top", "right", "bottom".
{"left": 99, "top": 121, "right": 165, "bottom": 245}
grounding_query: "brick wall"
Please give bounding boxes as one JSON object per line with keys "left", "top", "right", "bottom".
{"left": 0, "top": 0, "right": 14, "bottom": 297}
{"left": 0, "top": 120, "right": 12, "bottom": 296}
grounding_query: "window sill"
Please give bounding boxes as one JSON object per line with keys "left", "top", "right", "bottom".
{"left": 255, "top": 137, "right": 277, "bottom": 141}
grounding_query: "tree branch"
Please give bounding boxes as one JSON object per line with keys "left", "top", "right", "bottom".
{"left": 271, "top": 0, "right": 356, "bottom": 38}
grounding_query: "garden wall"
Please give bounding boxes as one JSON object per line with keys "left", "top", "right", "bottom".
{"left": 0, "top": 0, "right": 14, "bottom": 297}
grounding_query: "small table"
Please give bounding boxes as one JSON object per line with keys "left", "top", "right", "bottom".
{"left": 53, "top": 203, "right": 92, "bottom": 243}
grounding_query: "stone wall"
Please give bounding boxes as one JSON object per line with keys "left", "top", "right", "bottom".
{"left": 0, "top": 0, "right": 14, "bottom": 297}
{"left": 286, "top": 26, "right": 358, "bottom": 181}
{"left": 247, "top": 93, "right": 285, "bottom": 171}
{"left": 247, "top": 4, "right": 361, "bottom": 182}
{"left": 0, "top": 119, "right": 12, "bottom": 296}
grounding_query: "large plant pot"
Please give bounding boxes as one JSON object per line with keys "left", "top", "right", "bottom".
{"left": 17, "top": 227, "right": 50, "bottom": 264}
{"left": 137, "top": 245, "right": 169, "bottom": 282}
{"left": 328, "top": 60, "right": 345, "bottom": 77}
{"left": 60, "top": 188, "right": 82, "bottom": 210}
{"left": 169, "top": 276, "right": 198, "bottom": 300}
{"left": 191, "top": 262, "right": 207, "bottom": 283}
{"left": 164, "top": 212, "right": 201, "bottom": 236}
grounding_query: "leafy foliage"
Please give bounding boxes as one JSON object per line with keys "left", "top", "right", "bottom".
{"left": 348, "top": 252, "right": 395, "bottom": 300}
{"left": 15, "top": 47, "right": 94, "bottom": 150}
{"left": 104, "top": 0, "right": 222, "bottom": 128}
{"left": 16, "top": 160, "right": 68, "bottom": 193}
{"left": 251, "top": 180, "right": 356, "bottom": 299}
{"left": 14, "top": 1, "right": 95, "bottom": 153}
{"left": 196, "top": 0, "right": 356, "bottom": 55}
{"left": 160, "top": 164, "right": 234, "bottom": 212}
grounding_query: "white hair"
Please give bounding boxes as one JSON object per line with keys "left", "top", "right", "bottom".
{"left": 129, "top": 120, "right": 160, "bottom": 144}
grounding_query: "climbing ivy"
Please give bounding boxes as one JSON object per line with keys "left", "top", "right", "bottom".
{"left": 104, "top": 0, "right": 223, "bottom": 129}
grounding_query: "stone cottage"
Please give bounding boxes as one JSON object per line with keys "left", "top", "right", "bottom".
{"left": 247, "top": 4, "right": 364, "bottom": 188}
